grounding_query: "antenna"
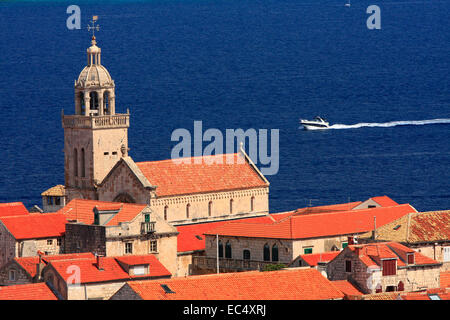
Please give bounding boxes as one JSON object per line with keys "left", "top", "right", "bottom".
{"left": 87, "top": 15, "right": 100, "bottom": 38}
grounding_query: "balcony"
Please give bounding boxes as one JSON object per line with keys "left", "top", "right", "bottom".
{"left": 62, "top": 114, "right": 130, "bottom": 129}
{"left": 141, "top": 221, "right": 156, "bottom": 235}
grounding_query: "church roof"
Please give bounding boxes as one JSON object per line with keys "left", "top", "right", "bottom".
{"left": 134, "top": 153, "right": 269, "bottom": 197}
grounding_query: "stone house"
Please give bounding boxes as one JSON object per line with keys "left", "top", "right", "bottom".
{"left": 358, "top": 210, "right": 450, "bottom": 271}
{"left": 326, "top": 242, "right": 442, "bottom": 294}
{"left": 59, "top": 199, "right": 179, "bottom": 276}
{"left": 0, "top": 213, "right": 66, "bottom": 268}
{"left": 110, "top": 268, "right": 344, "bottom": 300}
{"left": 41, "top": 254, "right": 171, "bottom": 300}
{"left": 194, "top": 204, "right": 416, "bottom": 274}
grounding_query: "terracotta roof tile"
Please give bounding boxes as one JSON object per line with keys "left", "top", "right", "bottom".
{"left": 297, "top": 251, "right": 340, "bottom": 266}
{"left": 41, "top": 185, "right": 65, "bottom": 197}
{"left": 332, "top": 280, "right": 364, "bottom": 297}
{"left": 14, "top": 253, "right": 95, "bottom": 278}
{"left": 370, "top": 196, "right": 399, "bottom": 207}
{"left": 49, "top": 254, "right": 171, "bottom": 284}
{"left": 0, "top": 202, "right": 29, "bottom": 217}
{"left": 0, "top": 283, "right": 58, "bottom": 300}
{"left": 136, "top": 153, "right": 268, "bottom": 197}
{"left": 58, "top": 199, "right": 147, "bottom": 226}
{"left": 126, "top": 268, "right": 344, "bottom": 300}
{"left": 205, "top": 205, "right": 416, "bottom": 239}
{"left": 0, "top": 212, "right": 66, "bottom": 240}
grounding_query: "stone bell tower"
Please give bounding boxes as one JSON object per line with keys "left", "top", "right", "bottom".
{"left": 62, "top": 22, "right": 130, "bottom": 202}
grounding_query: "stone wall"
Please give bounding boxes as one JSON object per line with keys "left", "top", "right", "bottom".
{"left": 64, "top": 223, "right": 106, "bottom": 256}
{"left": 0, "top": 261, "right": 33, "bottom": 286}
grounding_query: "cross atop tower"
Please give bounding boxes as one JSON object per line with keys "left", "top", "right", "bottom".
{"left": 87, "top": 15, "right": 100, "bottom": 39}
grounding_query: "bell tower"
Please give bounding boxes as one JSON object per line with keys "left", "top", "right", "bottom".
{"left": 62, "top": 17, "right": 130, "bottom": 201}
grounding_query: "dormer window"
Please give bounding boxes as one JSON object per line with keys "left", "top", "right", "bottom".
{"left": 131, "top": 265, "right": 148, "bottom": 276}
{"left": 407, "top": 253, "right": 414, "bottom": 265}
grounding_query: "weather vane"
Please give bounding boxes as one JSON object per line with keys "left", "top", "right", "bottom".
{"left": 87, "top": 15, "right": 100, "bottom": 37}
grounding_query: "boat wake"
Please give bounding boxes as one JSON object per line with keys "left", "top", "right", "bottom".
{"left": 328, "top": 118, "right": 450, "bottom": 130}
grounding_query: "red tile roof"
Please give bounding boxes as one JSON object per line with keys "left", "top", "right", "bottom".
{"left": 0, "top": 202, "right": 29, "bottom": 217}
{"left": 370, "top": 196, "right": 399, "bottom": 207}
{"left": 136, "top": 153, "right": 268, "bottom": 197}
{"left": 204, "top": 204, "right": 416, "bottom": 239}
{"left": 332, "top": 280, "right": 364, "bottom": 297}
{"left": 14, "top": 253, "right": 95, "bottom": 278}
{"left": 176, "top": 212, "right": 291, "bottom": 253}
{"left": 0, "top": 283, "right": 58, "bottom": 300}
{"left": 297, "top": 251, "right": 341, "bottom": 267}
{"left": 400, "top": 288, "right": 450, "bottom": 300}
{"left": 49, "top": 254, "right": 171, "bottom": 284}
{"left": 408, "top": 210, "right": 450, "bottom": 242}
{"left": 58, "top": 199, "right": 147, "bottom": 226}
{"left": 0, "top": 212, "right": 66, "bottom": 240}
{"left": 347, "top": 242, "right": 440, "bottom": 268}
{"left": 125, "top": 268, "right": 344, "bottom": 300}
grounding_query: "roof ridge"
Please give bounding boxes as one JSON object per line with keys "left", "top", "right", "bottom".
{"left": 136, "top": 153, "right": 240, "bottom": 165}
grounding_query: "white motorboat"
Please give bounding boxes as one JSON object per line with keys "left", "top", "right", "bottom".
{"left": 300, "top": 116, "right": 330, "bottom": 130}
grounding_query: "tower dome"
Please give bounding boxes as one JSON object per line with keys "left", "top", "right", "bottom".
{"left": 75, "top": 36, "right": 114, "bottom": 88}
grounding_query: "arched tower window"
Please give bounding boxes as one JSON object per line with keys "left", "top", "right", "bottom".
{"left": 73, "top": 148, "right": 78, "bottom": 177}
{"left": 272, "top": 244, "right": 279, "bottom": 262}
{"left": 230, "top": 199, "right": 234, "bottom": 214}
{"left": 79, "top": 92, "right": 85, "bottom": 115}
{"left": 250, "top": 196, "right": 255, "bottom": 212}
{"left": 218, "top": 240, "right": 223, "bottom": 258}
{"left": 225, "top": 241, "right": 232, "bottom": 259}
{"left": 263, "top": 243, "right": 270, "bottom": 261}
{"left": 89, "top": 91, "right": 99, "bottom": 112}
{"left": 243, "top": 249, "right": 251, "bottom": 260}
{"left": 81, "top": 148, "right": 86, "bottom": 178}
{"left": 103, "top": 91, "right": 110, "bottom": 115}
{"left": 208, "top": 201, "right": 213, "bottom": 217}
{"left": 164, "top": 206, "right": 168, "bottom": 221}
{"left": 186, "top": 203, "right": 190, "bottom": 219}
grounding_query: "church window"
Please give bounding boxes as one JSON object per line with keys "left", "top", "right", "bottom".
{"left": 230, "top": 199, "right": 234, "bottom": 214}
{"left": 186, "top": 204, "right": 190, "bottom": 219}
{"left": 250, "top": 196, "right": 255, "bottom": 212}
{"left": 225, "top": 241, "right": 232, "bottom": 259}
{"left": 272, "top": 244, "right": 279, "bottom": 262}
{"left": 218, "top": 240, "right": 223, "bottom": 258}
{"left": 103, "top": 91, "right": 110, "bottom": 114}
{"left": 243, "top": 249, "right": 251, "bottom": 260}
{"left": 81, "top": 148, "right": 86, "bottom": 178}
{"left": 89, "top": 91, "right": 99, "bottom": 111}
{"left": 208, "top": 201, "right": 212, "bottom": 217}
{"left": 164, "top": 206, "right": 168, "bottom": 221}
{"left": 263, "top": 243, "right": 270, "bottom": 261}
{"left": 74, "top": 148, "right": 78, "bottom": 177}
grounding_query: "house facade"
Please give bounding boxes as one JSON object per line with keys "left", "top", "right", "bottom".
{"left": 327, "top": 242, "right": 442, "bottom": 294}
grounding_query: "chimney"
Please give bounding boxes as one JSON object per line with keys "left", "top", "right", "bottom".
{"left": 354, "top": 246, "right": 361, "bottom": 257}
{"left": 36, "top": 251, "right": 43, "bottom": 281}
{"left": 95, "top": 253, "right": 104, "bottom": 271}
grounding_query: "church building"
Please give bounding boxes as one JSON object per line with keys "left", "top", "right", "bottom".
{"left": 55, "top": 32, "right": 270, "bottom": 224}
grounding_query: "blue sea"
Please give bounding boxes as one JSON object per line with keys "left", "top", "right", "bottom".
{"left": 0, "top": 0, "right": 449, "bottom": 213}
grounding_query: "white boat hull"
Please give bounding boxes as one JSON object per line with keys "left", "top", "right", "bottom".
{"left": 302, "top": 124, "right": 329, "bottom": 130}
